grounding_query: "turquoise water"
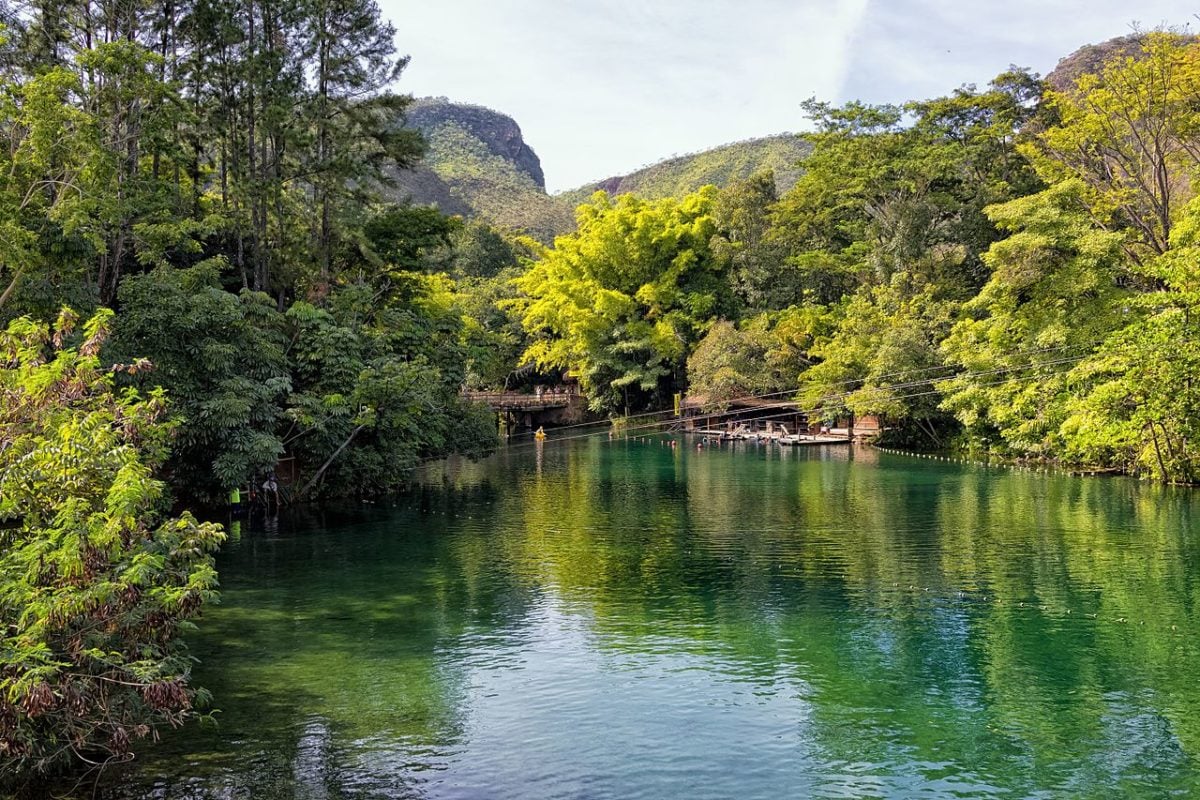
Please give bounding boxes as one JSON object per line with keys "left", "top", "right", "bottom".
{"left": 106, "top": 438, "right": 1200, "bottom": 798}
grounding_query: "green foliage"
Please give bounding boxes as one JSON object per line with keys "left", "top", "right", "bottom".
{"left": 360, "top": 204, "right": 460, "bottom": 276}
{"left": 111, "top": 264, "right": 291, "bottom": 499}
{"left": 685, "top": 321, "right": 771, "bottom": 407}
{"left": 284, "top": 277, "right": 498, "bottom": 498}
{"left": 559, "top": 135, "right": 811, "bottom": 204}
{"left": 799, "top": 285, "right": 956, "bottom": 438}
{"left": 107, "top": 252, "right": 503, "bottom": 503}
{"left": 710, "top": 172, "right": 795, "bottom": 310}
{"left": 1028, "top": 32, "right": 1200, "bottom": 260}
{"left": 0, "top": 65, "right": 102, "bottom": 317}
{"left": 0, "top": 309, "right": 224, "bottom": 784}
{"left": 932, "top": 34, "right": 1200, "bottom": 477}
{"left": 457, "top": 268, "right": 527, "bottom": 388}
{"left": 1059, "top": 295, "right": 1200, "bottom": 481}
{"left": 517, "top": 189, "right": 732, "bottom": 413}
{"left": 939, "top": 181, "right": 1129, "bottom": 455}
{"left": 450, "top": 221, "right": 523, "bottom": 279}
{"left": 774, "top": 74, "right": 1043, "bottom": 300}
{"left": 687, "top": 308, "right": 827, "bottom": 409}
{"left": 1057, "top": 196, "right": 1200, "bottom": 481}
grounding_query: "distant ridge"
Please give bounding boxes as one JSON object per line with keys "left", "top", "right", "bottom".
{"left": 557, "top": 135, "right": 811, "bottom": 205}
{"left": 1044, "top": 34, "right": 1144, "bottom": 92}
{"left": 386, "top": 97, "right": 572, "bottom": 242}
{"left": 389, "top": 99, "right": 811, "bottom": 240}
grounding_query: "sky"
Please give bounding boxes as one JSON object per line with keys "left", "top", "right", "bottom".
{"left": 383, "top": 0, "right": 1193, "bottom": 193}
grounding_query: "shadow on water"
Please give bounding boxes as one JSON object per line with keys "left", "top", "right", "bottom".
{"left": 100, "top": 437, "right": 1200, "bottom": 799}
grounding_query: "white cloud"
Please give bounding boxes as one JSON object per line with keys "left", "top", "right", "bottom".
{"left": 381, "top": 0, "right": 1193, "bottom": 192}
{"left": 386, "top": 0, "right": 870, "bottom": 191}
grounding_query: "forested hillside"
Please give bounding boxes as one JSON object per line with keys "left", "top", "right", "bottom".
{"left": 389, "top": 100, "right": 812, "bottom": 240}
{"left": 558, "top": 134, "right": 811, "bottom": 204}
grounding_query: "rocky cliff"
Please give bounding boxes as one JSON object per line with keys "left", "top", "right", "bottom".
{"left": 406, "top": 98, "right": 547, "bottom": 189}
{"left": 385, "top": 98, "right": 570, "bottom": 242}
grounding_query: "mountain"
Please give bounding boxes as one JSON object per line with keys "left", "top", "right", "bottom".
{"left": 557, "top": 135, "right": 811, "bottom": 205}
{"left": 387, "top": 98, "right": 573, "bottom": 242}
{"left": 389, "top": 99, "right": 810, "bottom": 241}
{"left": 1045, "top": 33, "right": 1198, "bottom": 94}
{"left": 1044, "top": 34, "right": 1144, "bottom": 92}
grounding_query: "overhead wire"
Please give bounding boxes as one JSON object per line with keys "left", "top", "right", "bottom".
{"left": 501, "top": 337, "right": 1104, "bottom": 442}
{"left": 493, "top": 351, "right": 1093, "bottom": 456}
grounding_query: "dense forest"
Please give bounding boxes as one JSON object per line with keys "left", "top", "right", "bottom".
{"left": 0, "top": 0, "right": 504, "bottom": 789}
{"left": 2, "top": 0, "right": 1199, "bottom": 789}
{"left": 520, "top": 32, "right": 1200, "bottom": 487}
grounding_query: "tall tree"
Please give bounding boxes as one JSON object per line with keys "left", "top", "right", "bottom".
{"left": 302, "top": 0, "right": 422, "bottom": 290}
{"left": 1029, "top": 32, "right": 1200, "bottom": 262}
{"left": 517, "top": 189, "right": 733, "bottom": 414}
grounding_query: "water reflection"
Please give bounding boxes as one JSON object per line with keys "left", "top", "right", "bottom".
{"left": 105, "top": 439, "right": 1200, "bottom": 799}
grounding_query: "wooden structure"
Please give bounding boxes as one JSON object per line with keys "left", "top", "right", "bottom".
{"left": 461, "top": 388, "right": 587, "bottom": 435}
{"left": 681, "top": 393, "right": 884, "bottom": 443}
{"left": 680, "top": 394, "right": 810, "bottom": 435}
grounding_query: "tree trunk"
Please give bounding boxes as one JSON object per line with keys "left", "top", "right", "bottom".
{"left": 298, "top": 424, "right": 366, "bottom": 500}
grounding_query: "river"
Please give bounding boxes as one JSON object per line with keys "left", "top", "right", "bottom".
{"left": 104, "top": 436, "right": 1200, "bottom": 799}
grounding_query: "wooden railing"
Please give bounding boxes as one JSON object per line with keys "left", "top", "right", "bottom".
{"left": 461, "top": 390, "right": 575, "bottom": 410}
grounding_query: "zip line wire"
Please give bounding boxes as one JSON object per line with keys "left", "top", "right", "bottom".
{"left": 492, "top": 352, "right": 1093, "bottom": 457}
{"left": 501, "top": 337, "right": 1106, "bottom": 442}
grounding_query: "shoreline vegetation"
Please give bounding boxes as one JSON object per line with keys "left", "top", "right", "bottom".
{"left": 2, "top": 1, "right": 1200, "bottom": 791}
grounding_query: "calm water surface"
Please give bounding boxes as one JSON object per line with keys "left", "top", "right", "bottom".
{"left": 106, "top": 438, "right": 1200, "bottom": 799}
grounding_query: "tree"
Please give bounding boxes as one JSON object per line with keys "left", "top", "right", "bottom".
{"left": 0, "top": 64, "right": 101, "bottom": 315}
{"left": 517, "top": 189, "right": 732, "bottom": 414}
{"left": 450, "top": 220, "right": 521, "bottom": 279}
{"left": 939, "top": 181, "right": 1129, "bottom": 456}
{"left": 303, "top": 0, "right": 423, "bottom": 289}
{"left": 457, "top": 267, "right": 528, "bottom": 389}
{"left": 284, "top": 286, "right": 497, "bottom": 498}
{"left": 1059, "top": 196, "right": 1200, "bottom": 482}
{"left": 798, "top": 284, "right": 956, "bottom": 444}
{"left": 1029, "top": 32, "right": 1200, "bottom": 263}
{"left": 111, "top": 263, "right": 292, "bottom": 500}
{"left": 772, "top": 74, "right": 1043, "bottom": 307}
{"left": 686, "top": 308, "right": 826, "bottom": 409}
{"left": 0, "top": 308, "right": 223, "bottom": 786}
{"left": 359, "top": 203, "right": 459, "bottom": 278}
{"left": 686, "top": 320, "right": 771, "bottom": 407}
{"left": 710, "top": 171, "right": 792, "bottom": 310}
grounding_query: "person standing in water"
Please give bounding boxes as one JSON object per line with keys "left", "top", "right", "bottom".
{"left": 262, "top": 474, "right": 281, "bottom": 509}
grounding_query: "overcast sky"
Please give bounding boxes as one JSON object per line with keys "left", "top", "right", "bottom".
{"left": 381, "top": 1, "right": 1193, "bottom": 192}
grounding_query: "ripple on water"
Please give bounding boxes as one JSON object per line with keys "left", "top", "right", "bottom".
{"left": 101, "top": 439, "right": 1200, "bottom": 800}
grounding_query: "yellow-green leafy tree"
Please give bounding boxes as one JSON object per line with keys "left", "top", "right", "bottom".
{"left": 517, "top": 189, "right": 733, "bottom": 414}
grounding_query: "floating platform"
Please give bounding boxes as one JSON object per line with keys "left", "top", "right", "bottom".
{"left": 777, "top": 435, "right": 851, "bottom": 447}
{"left": 692, "top": 429, "right": 851, "bottom": 446}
